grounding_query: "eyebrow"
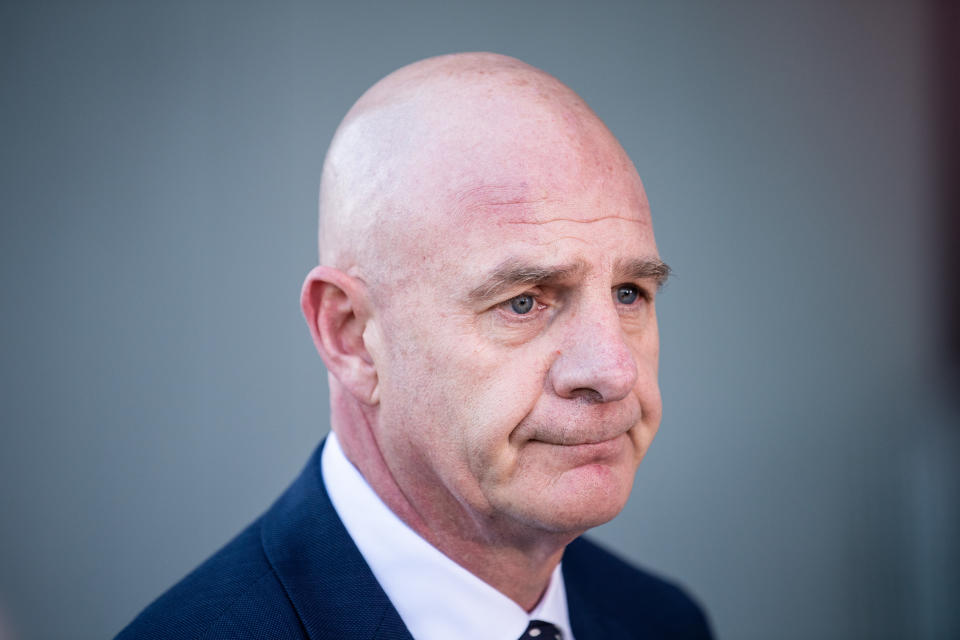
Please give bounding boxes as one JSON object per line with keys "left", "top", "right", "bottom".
{"left": 616, "top": 257, "right": 672, "bottom": 289}
{"left": 466, "top": 258, "right": 589, "bottom": 303}
{"left": 465, "top": 256, "right": 671, "bottom": 303}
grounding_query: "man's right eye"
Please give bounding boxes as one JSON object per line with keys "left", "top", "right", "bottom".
{"left": 508, "top": 294, "right": 535, "bottom": 314}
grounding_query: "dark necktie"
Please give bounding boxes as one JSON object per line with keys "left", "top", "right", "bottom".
{"left": 519, "top": 620, "right": 563, "bottom": 640}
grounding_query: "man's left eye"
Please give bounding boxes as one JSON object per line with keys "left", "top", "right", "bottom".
{"left": 615, "top": 284, "right": 640, "bottom": 305}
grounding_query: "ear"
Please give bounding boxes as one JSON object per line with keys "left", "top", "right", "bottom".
{"left": 301, "top": 265, "right": 379, "bottom": 405}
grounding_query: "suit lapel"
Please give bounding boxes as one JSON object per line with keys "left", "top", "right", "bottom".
{"left": 260, "top": 439, "right": 414, "bottom": 640}
{"left": 563, "top": 541, "right": 636, "bottom": 640}
{"left": 565, "top": 586, "right": 634, "bottom": 640}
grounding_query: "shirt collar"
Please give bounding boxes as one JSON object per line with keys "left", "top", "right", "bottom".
{"left": 321, "top": 432, "right": 575, "bottom": 640}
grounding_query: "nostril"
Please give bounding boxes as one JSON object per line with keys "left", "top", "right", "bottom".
{"left": 570, "top": 388, "right": 604, "bottom": 403}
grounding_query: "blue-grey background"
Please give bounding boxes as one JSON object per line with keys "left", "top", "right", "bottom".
{"left": 2, "top": 1, "right": 957, "bottom": 639}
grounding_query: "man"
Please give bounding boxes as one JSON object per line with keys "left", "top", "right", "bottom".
{"left": 117, "top": 52, "right": 712, "bottom": 640}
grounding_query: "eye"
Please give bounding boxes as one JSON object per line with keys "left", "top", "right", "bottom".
{"left": 615, "top": 284, "right": 640, "bottom": 305}
{"left": 508, "top": 294, "right": 536, "bottom": 314}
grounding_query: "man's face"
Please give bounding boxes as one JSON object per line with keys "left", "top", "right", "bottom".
{"left": 365, "top": 121, "right": 663, "bottom": 539}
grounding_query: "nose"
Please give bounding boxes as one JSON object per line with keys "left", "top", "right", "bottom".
{"left": 548, "top": 303, "right": 638, "bottom": 403}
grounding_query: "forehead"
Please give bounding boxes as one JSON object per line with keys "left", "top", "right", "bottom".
{"left": 416, "top": 175, "right": 659, "bottom": 287}
{"left": 452, "top": 176, "right": 649, "bottom": 224}
{"left": 455, "top": 157, "right": 652, "bottom": 230}
{"left": 360, "top": 77, "right": 658, "bottom": 287}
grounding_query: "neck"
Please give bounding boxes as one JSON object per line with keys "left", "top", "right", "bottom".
{"left": 330, "top": 388, "right": 576, "bottom": 611}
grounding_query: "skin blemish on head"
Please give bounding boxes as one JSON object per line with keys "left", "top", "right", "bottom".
{"left": 455, "top": 184, "right": 548, "bottom": 209}
{"left": 504, "top": 214, "right": 646, "bottom": 226}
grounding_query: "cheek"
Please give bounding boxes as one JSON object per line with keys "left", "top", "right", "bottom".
{"left": 382, "top": 326, "right": 536, "bottom": 442}
{"left": 459, "top": 348, "right": 555, "bottom": 482}
{"left": 376, "top": 295, "right": 554, "bottom": 469}
{"left": 458, "top": 352, "right": 540, "bottom": 436}
{"left": 630, "top": 325, "right": 662, "bottom": 451}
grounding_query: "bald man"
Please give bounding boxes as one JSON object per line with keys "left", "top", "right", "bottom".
{"left": 117, "top": 53, "right": 712, "bottom": 640}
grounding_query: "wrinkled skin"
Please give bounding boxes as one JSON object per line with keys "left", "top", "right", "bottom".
{"left": 302, "top": 52, "right": 666, "bottom": 610}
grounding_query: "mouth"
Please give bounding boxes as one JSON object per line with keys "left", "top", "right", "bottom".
{"left": 531, "top": 430, "right": 629, "bottom": 446}
{"left": 512, "top": 397, "right": 643, "bottom": 456}
{"left": 528, "top": 432, "right": 631, "bottom": 463}
{"left": 526, "top": 417, "right": 637, "bottom": 448}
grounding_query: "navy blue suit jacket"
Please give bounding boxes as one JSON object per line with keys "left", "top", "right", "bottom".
{"left": 117, "top": 442, "right": 712, "bottom": 639}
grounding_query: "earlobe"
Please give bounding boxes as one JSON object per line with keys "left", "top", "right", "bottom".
{"left": 301, "top": 266, "right": 380, "bottom": 404}
{"left": 362, "top": 323, "right": 382, "bottom": 405}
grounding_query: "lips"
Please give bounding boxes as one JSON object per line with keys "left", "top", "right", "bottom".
{"left": 533, "top": 430, "right": 628, "bottom": 447}
{"left": 524, "top": 432, "right": 632, "bottom": 471}
{"left": 531, "top": 427, "right": 629, "bottom": 447}
{"left": 516, "top": 397, "right": 641, "bottom": 447}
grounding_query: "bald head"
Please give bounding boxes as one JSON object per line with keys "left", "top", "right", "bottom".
{"left": 317, "top": 53, "right": 647, "bottom": 283}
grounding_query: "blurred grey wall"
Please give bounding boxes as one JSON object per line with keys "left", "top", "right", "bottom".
{"left": 2, "top": 1, "right": 956, "bottom": 639}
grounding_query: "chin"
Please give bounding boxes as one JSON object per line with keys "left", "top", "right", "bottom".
{"left": 513, "top": 463, "right": 636, "bottom": 535}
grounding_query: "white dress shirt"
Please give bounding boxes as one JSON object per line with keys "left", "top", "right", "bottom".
{"left": 322, "top": 432, "right": 576, "bottom": 640}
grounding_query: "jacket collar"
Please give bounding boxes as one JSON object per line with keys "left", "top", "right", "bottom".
{"left": 260, "top": 438, "right": 414, "bottom": 640}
